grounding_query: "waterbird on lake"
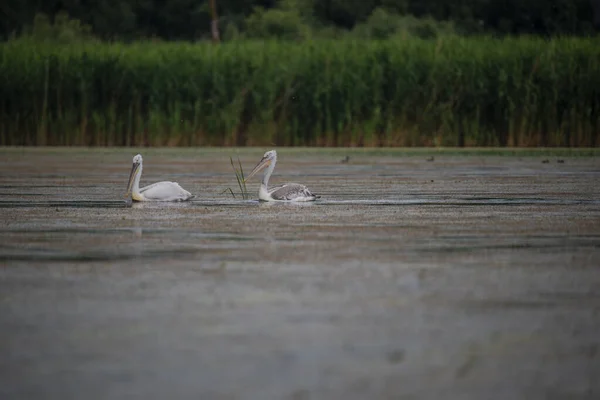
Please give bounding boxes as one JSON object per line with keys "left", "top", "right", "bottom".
{"left": 244, "top": 150, "right": 320, "bottom": 202}
{"left": 125, "top": 154, "right": 194, "bottom": 202}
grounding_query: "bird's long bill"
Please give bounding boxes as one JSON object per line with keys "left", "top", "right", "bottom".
{"left": 125, "top": 162, "right": 140, "bottom": 197}
{"left": 244, "top": 157, "right": 270, "bottom": 182}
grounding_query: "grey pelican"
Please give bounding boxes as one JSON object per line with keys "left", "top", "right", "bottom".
{"left": 125, "top": 154, "right": 194, "bottom": 202}
{"left": 244, "top": 150, "right": 319, "bottom": 202}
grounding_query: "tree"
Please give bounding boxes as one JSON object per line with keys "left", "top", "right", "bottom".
{"left": 590, "top": 0, "right": 600, "bottom": 29}
{"left": 209, "top": 0, "right": 220, "bottom": 42}
{"left": 1, "top": 0, "right": 597, "bottom": 40}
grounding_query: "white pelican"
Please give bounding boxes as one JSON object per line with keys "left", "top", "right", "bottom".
{"left": 125, "top": 154, "right": 194, "bottom": 202}
{"left": 244, "top": 150, "right": 320, "bottom": 202}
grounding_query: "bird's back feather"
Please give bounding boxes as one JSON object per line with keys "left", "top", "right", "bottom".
{"left": 139, "top": 181, "right": 194, "bottom": 201}
{"left": 269, "top": 183, "right": 318, "bottom": 201}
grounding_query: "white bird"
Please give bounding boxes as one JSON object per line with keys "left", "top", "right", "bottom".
{"left": 244, "top": 150, "right": 320, "bottom": 202}
{"left": 125, "top": 154, "right": 194, "bottom": 202}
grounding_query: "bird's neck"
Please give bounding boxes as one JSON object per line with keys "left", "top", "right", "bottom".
{"left": 262, "top": 157, "right": 276, "bottom": 187}
{"left": 132, "top": 164, "right": 143, "bottom": 194}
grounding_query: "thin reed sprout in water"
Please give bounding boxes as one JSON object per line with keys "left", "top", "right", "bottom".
{"left": 222, "top": 156, "right": 250, "bottom": 200}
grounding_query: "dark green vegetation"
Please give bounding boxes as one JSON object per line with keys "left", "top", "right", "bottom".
{"left": 1, "top": 37, "right": 599, "bottom": 147}
{"left": 2, "top": 0, "right": 599, "bottom": 41}
{"left": 1, "top": 1, "right": 599, "bottom": 147}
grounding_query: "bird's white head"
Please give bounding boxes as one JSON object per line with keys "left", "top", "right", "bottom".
{"left": 263, "top": 150, "right": 277, "bottom": 160}
{"left": 132, "top": 154, "right": 143, "bottom": 164}
{"left": 245, "top": 149, "right": 277, "bottom": 181}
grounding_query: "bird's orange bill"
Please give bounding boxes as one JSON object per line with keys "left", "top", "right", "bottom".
{"left": 244, "top": 157, "right": 270, "bottom": 182}
{"left": 125, "top": 162, "right": 140, "bottom": 197}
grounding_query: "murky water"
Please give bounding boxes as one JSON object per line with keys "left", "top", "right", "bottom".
{"left": 1, "top": 148, "right": 600, "bottom": 399}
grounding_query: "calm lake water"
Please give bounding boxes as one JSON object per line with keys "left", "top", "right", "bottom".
{"left": 1, "top": 148, "right": 599, "bottom": 399}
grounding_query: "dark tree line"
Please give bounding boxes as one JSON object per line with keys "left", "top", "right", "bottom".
{"left": 2, "top": 0, "right": 600, "bottom": 40}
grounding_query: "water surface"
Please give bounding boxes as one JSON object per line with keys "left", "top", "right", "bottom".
{"left": 1, "top": 148, "right": 599, "bottom": 399}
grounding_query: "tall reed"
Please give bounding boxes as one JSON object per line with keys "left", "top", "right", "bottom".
{"left": 1, "top": 36, "right": 599, "bottom": 147}
{"left": 222, "top": 156, "right": 250, "bottom": 200}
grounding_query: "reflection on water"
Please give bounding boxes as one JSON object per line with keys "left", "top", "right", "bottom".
{"left": 0, "top": 200, "right": 131, "bottom": 208}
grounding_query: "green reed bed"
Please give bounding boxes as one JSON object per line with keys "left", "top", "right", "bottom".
{"left": 1, "top": 36, "right": 599, "bottom": 147}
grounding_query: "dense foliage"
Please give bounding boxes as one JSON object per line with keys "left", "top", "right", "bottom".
{"left": 2, "top": 0, "right": 599, "bottom": 41}
{"left": 1, "top": 37, "right": 599, "bottom": 147}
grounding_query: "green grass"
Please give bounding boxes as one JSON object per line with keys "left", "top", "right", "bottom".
{"left": 222, "top": 156, "right": 251, "bottom": 200}
{"left": 1, "top": 36, "right": 599, "bottom": 147}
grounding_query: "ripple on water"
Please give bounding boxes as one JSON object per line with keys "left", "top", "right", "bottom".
{"left": 0, "top": 196, "right": 598, "bottom": 209}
